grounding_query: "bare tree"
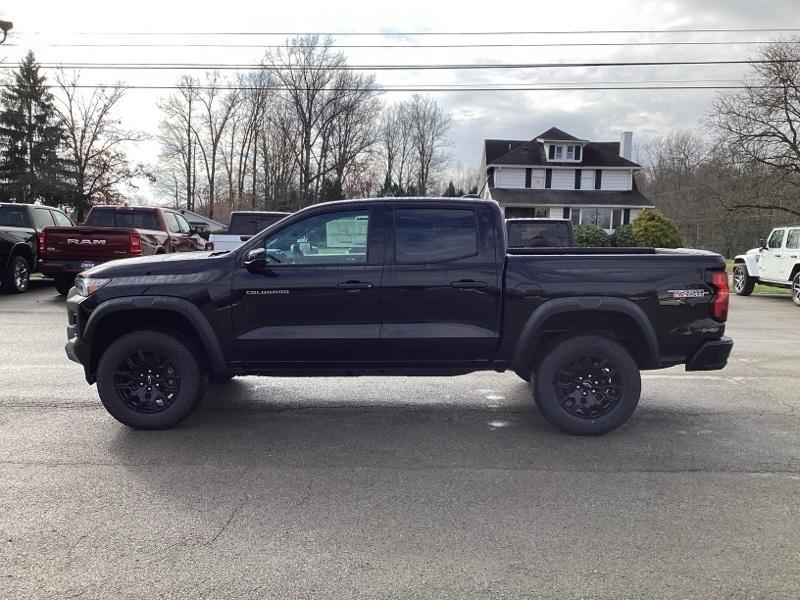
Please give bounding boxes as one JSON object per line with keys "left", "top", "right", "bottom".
{"left": 379, "top": 102, "right": 416, "bottom": 194}
{"left": 192, "top": 71, "right": 241, "bottom": 218}
{"left": 54, "top": 70, "right": 147, "bottom": 219}
{"left": 406, "top": 94, "right": 451, "bottom": 196}
{"left": 157, "top": 75, "right": 199, "bottom": 210}
{"left": 708, "top": 38, "right": 800, "bottom": 216}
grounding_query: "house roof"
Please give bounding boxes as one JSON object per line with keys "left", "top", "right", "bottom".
{"left": 489, "top": 188, "right": 653, "bottom": 207}
{"left": 534, "top": 126, "right": 583, "bottom": 142}
{"left": 484, "top": 130, "right": 641, "bottom": 168}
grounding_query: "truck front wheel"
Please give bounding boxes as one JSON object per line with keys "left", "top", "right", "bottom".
{"left": 533, "top": 335, "right": 641, "bottom": 435}
{"left": 96, "top": 330, "right": 206, "bottom": 429}
{"left": 55, "top": 276, "right": 74, "bottom": 296}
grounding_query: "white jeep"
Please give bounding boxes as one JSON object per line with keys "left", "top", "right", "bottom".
{"left": 733, "top": 227, "right": 800, "bottom": 305}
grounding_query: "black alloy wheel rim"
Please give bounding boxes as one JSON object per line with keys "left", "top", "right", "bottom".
{"left": 554, "top": 354, "right": 623, "bottom": 419}
{"left": 14, "top": 259, "right": 28, "bottom": 291}
{"left": 733, "top": 268, "right": 745, "bottom": 293}
{"left": 114, "top": 348, "right": 181, "bottom": 413}
{"left": 793, "top": 276, "right": 800, "bottom": 304}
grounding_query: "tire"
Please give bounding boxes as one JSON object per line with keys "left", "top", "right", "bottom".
{"left": 1, "top": 255, "right": 31, "bottom": 294}
{"left": 96, "top": 330, "right": 206, "bottom": 429}
{"left": 793, "top": 273, "right": 800, "bottom": 307}
{"left": 533, "top": 334, "right": 641, "bottom": 435}
{"left": 732, "top": 264, "right": 755, "bottom": 296}
{"left": 55, "top": 276, "right": 74, "bottom": 296}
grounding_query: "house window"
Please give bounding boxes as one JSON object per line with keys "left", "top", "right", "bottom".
{"left": 594, "top": 170, "right": 602, "bottom": 190}
{"left": 579, "top": 208, "right": 613, "bottom": 229}
{"left": 545, "top": 169, "right": 552, "bottom": 189}
{"left": 574, "top": 170, "right": 581, "bottom": 189}
{"left": 554, "top": 146, "right": 563, "bottom": 160}
{"left": 505, "top": 207, "right": 549, "bottom": 219}
{"left": 574, "top": 145, "right": 581, "bottom": 161}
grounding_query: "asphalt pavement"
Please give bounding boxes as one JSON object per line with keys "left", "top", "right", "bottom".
{"left": 1, "top": 282, "right": 799, "bottom": 599}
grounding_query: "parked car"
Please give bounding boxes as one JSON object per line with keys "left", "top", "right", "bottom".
{"left": 733, "top": 226, "right": 800, "bottom": 305}
{"left": 40, "top": 205, "right": 209, "bottom": 295}
{"left": 64, "top": 197, "right": 732, "bottom": 434}
{"left": 506, "top": 218, "right": 574, "bottom": 248}
{"left": 0, "top": 202, "right": 74, "bottom": 293}
{"left": 209, "top": 211, "right": 290, "bottom": 252}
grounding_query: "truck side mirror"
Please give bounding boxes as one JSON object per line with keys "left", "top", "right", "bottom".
{"left": 244, "top": 248, "right": 267, "bottom": 272}
{"left": 759, "top": 238, "right": 768, "bottom": 250}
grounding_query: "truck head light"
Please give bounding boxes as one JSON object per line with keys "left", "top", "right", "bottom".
{"left": 75, "top": 277, "right": 111, "bottom": 296}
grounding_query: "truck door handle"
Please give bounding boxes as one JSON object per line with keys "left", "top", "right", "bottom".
{"left": 790, "top": 254, "right": 798, "bottom": 259}
{"left": 337, "top": 280, "right": 373, "bottom": 290}
{"left": 450, "top": 279, "right": 488, "bottom": 289}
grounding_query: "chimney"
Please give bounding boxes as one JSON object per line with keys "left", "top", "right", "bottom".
{"left": 620, "top": 131, "right": 633, "bottom": 160}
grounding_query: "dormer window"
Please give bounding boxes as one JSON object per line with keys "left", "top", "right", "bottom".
{"left": 547, "top": 144, "right": 582, "bottom": 162}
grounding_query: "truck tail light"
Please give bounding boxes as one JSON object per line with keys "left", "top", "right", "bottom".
{"left": 38, "top": 231, "right": 45, "bottom": 254}
{"left": 128, "top": 232, "right": 142, "bottom": 255}
{"left": 709, "top": 270, "right": 729, "bottom": 322}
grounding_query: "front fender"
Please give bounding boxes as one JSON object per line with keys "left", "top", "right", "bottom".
{"left": 82, "top": 295, "right": 227, "bottom": 375}
{"left": 733, "top": 253, "right": 760, "bottom": 278}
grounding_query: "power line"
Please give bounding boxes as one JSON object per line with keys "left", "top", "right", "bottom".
{"left": 16, "top": 27, "right": 800, "bottom": 36}
{"left": 4, "top": 40, "right": 793, "bottom": 49}
{"left": 35, "top": 84, "right": 761, "bottom": 92}
{"left": 4, "top": 59, "right": 794, "bottom": 71}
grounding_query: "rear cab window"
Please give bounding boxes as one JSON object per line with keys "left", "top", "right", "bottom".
{"left": 394, "top": 208, "right": 478, "bottom": 263}
{"left": 86, "top": 209, "right": 160, "bottom": 230}
{"left": 230, "top": 214, "right": 286, "bottom": 235}
{"left": 507, "top": 221, "right": 572, "bottom": 247}
{"left": 0, "top": 205, "right": 32, "bottom": 228}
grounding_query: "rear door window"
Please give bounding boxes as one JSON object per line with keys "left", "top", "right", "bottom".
{"left": 394, "top": 208, "right": 478, "bottom": 263}
{"left": 786, "top": 229, "right": 800, "bottom": 250}
{"left": 164, "top": 212, "right": 181, "bottom": 233}
{"left": 51, "top": 210, "right": 73, "bottom": 226}
{"left": 33, "top": 208, "right": 56, "bottom": 229}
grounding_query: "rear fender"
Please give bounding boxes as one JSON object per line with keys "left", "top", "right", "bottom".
{"left": 511, "top": 296, "right": 661, "bottom": 371}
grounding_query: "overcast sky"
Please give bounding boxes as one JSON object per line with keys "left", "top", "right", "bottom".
{"left": 1, "top": 0, "right": 799, "bottom": 197}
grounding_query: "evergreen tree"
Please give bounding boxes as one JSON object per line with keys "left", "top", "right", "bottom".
{"left": 0, "top": 51, "right": 72, "bottom": 204}
{"left": 443, "top": 181, "right": 457, "bottom": 197}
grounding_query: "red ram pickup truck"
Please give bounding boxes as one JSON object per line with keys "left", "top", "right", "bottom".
{"left": 40, "top": 205, "right": 209, "bottom": 294}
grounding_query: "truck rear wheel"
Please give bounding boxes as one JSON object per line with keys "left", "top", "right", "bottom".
{"left": 533, "top": 335, "right": 641, "bottom": 435}
{"left": 55, "top": 276, "right": 74, "bottom": 296}
{"left": 732, "top": 264, "right": 755, "bottom": 296}
{"left": 96, "top": 330, "right": 206, "bottom": 429}
{"left": 2, "top": 255, "right": 30, "bottom": 294}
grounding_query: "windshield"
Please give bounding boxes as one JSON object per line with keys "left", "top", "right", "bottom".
{"left": 0, "top": 205, "right": 32, "bottom": 228}
{"left": 507, "top": 221, "right": 572, "bottom": 247}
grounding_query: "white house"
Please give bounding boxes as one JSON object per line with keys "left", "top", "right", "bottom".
{"left": 479, "top": 127, "right": 653, "bottom": 232}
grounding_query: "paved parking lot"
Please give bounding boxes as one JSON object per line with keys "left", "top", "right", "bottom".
{"left": 1, "top": 282, "right": 799, "bottom": 599}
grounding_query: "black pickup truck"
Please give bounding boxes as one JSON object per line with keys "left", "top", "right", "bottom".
{"left": 64, "top": 197, "right": 732, "bottom": 434}
{"left": 0, "top": 202, "right": 74, "bottom": 293}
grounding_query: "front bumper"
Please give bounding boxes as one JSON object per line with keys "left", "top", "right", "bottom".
{"left": 685, "top": 336, "right": 733, "bottom": 371}
{"left": 64, "top": 289, "right": 95, "bottom": 382}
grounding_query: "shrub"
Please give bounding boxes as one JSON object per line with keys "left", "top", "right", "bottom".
{"left": 612, "top": 223, "right": 636, "bottom": 247}
{"left": 631, "top": 208, "right": 682, "bottom": 248}
{"left": 574, "top": 224, "right": 611, "bottom": 247}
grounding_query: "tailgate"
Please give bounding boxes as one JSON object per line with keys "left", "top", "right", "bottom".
{"left": 42, "top": 226, "right": 134, "bottom": 261}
